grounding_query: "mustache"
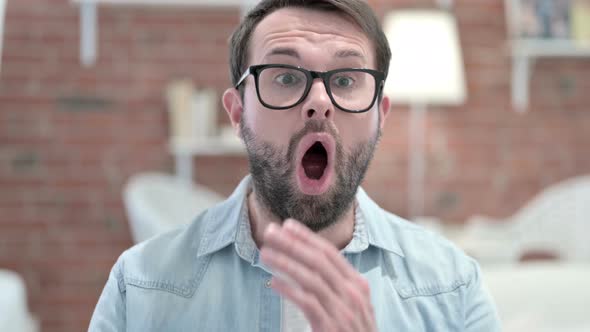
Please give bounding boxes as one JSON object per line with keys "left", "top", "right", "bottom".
{"left": 286, "top": 120, "right": 340, "bottom": 161}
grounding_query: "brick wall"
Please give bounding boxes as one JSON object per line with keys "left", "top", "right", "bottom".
{"left": 0, "top": 0, "right": 589, "bottom": 331}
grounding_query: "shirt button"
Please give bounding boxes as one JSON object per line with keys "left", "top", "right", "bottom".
{"left": 265, "top": 279, "right": 272, "bottom": 288}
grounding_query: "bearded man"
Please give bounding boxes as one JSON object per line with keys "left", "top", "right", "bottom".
{"left": 90, "top": 1, "right": 500, "bottom": 331}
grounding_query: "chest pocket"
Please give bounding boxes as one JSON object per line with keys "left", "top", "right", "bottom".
{"left": 390, "top": 279, "right": 467, "bottom": 332}
{"left": 396, "top": 279, "right": 467, "bottom": 299}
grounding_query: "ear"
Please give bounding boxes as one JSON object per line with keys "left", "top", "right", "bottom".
{"left": 222, "top": 88, "right": 244, "bottom": 138}
{"left": 378, "top": 94, "right": 391, "bottom": 131}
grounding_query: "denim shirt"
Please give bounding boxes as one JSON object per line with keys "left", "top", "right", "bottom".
{"left": 89, "top": 176, "right": 500, "bottom": 331}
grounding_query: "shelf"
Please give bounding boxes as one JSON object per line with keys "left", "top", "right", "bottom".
{"left": 511, "top": 39, "right": 590, "bottom": 57}
{"left": 504, "top": 0, "right": 590, "bottom": 112}
{"left": 71, "top": 0, "right": 246, "bottom": 7}
{"left": 509, "top": 39, "right": 590, "bottom": 113}
{"left": 71, "top": 0, "right": 256, "bottom": 66}
{"left": 170, "top": 136, "right": 246, "bottom": 182}
{"left": 169, "top": 137, "right": 246, "bottom": 156}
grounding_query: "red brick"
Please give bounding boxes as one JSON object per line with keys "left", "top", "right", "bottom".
{"left": 1, "top": 1, "right": 590, "bottom": 331}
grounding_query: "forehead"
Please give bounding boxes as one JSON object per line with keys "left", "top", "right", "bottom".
{"left": 249, "top": 7, "right": 375, "bottom": 67}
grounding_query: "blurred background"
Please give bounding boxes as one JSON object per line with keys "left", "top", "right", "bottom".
{"left": 0, "top": 0, "right": 589, "bottom": 331}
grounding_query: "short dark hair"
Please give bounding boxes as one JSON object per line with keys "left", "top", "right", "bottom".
{"left": 228, "top": 0, "right": 391, "bottom": 91}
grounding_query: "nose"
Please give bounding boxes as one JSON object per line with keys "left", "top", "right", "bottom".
{"left": 300, "top": 79, "right": 333, "bottom": 121}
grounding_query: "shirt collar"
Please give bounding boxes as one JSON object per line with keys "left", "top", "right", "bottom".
{"left": 354, "top": 187, "right": 405, "bottom": 257}
{"left": 196, "top": 176, "right": 251, "bottom": 257}
{"left": 197, "top": 176, "right": 405, "bottom": 258}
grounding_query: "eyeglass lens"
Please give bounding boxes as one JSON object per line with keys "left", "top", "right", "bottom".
{"left": 257, "top": 67, "right": 376, "bottom": 111}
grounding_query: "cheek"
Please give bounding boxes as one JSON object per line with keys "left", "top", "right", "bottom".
{"left": 244, "top": 93, "right": 298, "bottom": 145}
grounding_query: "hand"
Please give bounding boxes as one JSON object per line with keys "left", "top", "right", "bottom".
{"left": 260, "top": 219, "right": 376, "bottom": 332}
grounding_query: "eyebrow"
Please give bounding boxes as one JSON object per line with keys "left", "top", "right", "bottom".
{"left": 334, "top": 49, "right": 364, "bottom": 59}
{"left": 266, "top": 47, "right": 300, "bottom": 59}
{"left": 265, "top": 47, "right": 365, "bottom": 60}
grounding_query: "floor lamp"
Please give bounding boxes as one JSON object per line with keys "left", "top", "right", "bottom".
{"left": 383, "top": 9, "right": 467, "bottom": 220}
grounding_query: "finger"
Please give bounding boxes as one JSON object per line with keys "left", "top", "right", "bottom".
{"left": 349, "top": 275, "right": 375, "bottom": 331}
{"left": 260, "top": 246, "right": 343, "bottom": 316}
{"left": 272, "top": 277, "right": 360, "bottom": 332}
{"left": 309, "top": 277, "right": 365, "bottom": 332}
{"left": 263, "top": 222, "right": 346, "bottom": 298}
{"left": 269, "top": 221, "right": 374, "bottom": 317}
{"left": 283, "top": 219, "right": 358, "bottom": 280}
{"left": 271, "top": 276, "right": 331, "bottom": 332}
{"left": 261, "top": 245, "right": 365, "bottom": 331}
{"left": 264, "top": 224, "right": 374, "bottom": 332}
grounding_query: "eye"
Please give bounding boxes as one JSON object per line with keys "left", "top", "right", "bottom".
{"left": 333, "top": 75, "right": 355, "bottom": 88}
{"left": 274, "top": 72, "right": 301, "bottom": 86}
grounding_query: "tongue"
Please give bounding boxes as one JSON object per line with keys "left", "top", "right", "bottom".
{"left": 302, "top": 151, "right": 327, "bottom": 180}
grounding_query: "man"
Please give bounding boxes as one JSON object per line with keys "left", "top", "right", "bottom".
{"left": 89, "top": 0, "right": 500, "bottom": 331}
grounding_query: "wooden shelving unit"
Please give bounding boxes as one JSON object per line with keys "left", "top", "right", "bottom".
{"left": 71, "top": 0, "right": 257, "bottom": 66}
{"left": 504, "top": 0, "right": 590, "bottom": 112}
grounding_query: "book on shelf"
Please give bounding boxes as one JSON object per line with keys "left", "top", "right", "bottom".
{"left": 571, "top": 0, "right": 590, "bottom": 47}
{"left": 517, "top": 0, "right": 572, "bottom": 39}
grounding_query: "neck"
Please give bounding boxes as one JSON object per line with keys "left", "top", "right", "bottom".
{"left": 247, "top": 189, "right": 356, "bottom": 250}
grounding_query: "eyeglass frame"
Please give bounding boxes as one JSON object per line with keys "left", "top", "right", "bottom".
{"left": 234, "top": 64, "right": 386, "bottom": 113}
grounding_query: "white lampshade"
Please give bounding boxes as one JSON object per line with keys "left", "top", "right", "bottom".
{"left": 384, "top": 10, "right": 467, "bottom": 105}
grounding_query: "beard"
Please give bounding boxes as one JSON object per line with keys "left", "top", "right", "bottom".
{"left": 240, "top": 117, "right": 381, "bottom": 232}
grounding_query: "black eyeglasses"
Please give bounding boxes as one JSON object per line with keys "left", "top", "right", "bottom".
{"left": 235, "top": 64, "right": 385, "bottom": 113}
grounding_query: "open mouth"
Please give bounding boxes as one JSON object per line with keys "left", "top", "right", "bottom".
{"left": 295, "top": 133, "right": 335, "bottom": 196}
{"left": 302, "top": 142, "right": 328, "bottom": 180}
